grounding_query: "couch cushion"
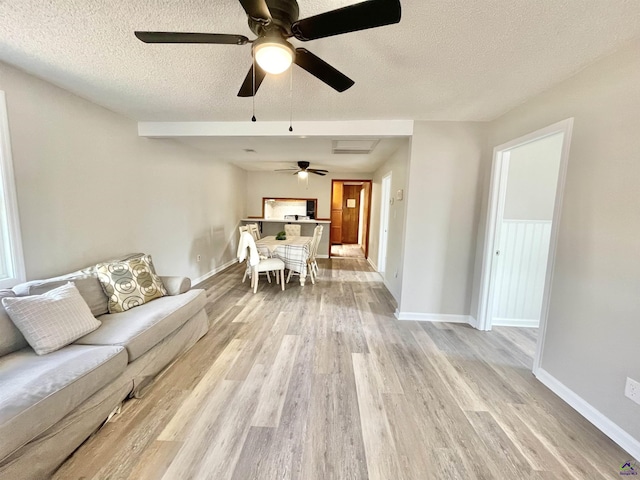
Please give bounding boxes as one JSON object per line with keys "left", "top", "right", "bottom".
{"left": 12, "top": 271, "right": 92, "bottom": 298}
{"left": 0, "top": 290, "right": 28, "bottom": 357}
{"left": 10, "top": 253, "right": 145, "bottom": 298}
{"left": 2, "top": 283, "right": 102, "bottom": 355}
{"left": 0, "top": 344, "right": 127, "bottom": 461}
{"left": 75, "top": 289, "right": 206, "bottom": 362}
{"left": 27, "top": 276, "right": 109, "bottom": 317}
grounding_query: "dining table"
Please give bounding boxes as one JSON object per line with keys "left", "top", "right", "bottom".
{"left": 256, "top": 235, "right": 313, "bottom": 286}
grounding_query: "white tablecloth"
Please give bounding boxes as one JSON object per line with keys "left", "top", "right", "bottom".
{"left": 256, "top": 236, "right": 312, "bottom": 277}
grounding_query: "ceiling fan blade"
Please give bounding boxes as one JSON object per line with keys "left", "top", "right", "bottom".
{"left": 135, "top": 31, "right": 249, "bottom": 45}
{"left": 291, "top": 0, "right": 401, "bottom": 41}
{"left": 274, "top": 168, "right": 298, "bottom": 172}
{"left": 294, "top": 49, "right": 354, "bottom": 92}
{"left": 311, "top": 171, "right": 327, "bottom": 176}
{"left": 237, "top": 61, "right": 267, "bottom": 97}
{"left": 238, "top": 0, "right": 272, "bottom": 23}
{"left": 308, "top": 168, "right": 329, "bottom": 173}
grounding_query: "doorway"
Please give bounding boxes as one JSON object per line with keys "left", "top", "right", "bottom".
{"left": 378, "top": 173, "right": 392, "bottom": 272}
{"left": 330, "top": 180, "right": 372, "bottom": 258}
{"left": 477, "top": 119, "right": 573, "bottom": 345}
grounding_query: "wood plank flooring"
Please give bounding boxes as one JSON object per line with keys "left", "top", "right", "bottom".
{"left": 54, "top": 258, "right": 630, "bottom": 479}
{"left": 330, "top": 244, "right": 365, "bottom": 258}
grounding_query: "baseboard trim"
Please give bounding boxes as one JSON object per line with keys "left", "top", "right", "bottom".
{"left": 535, "top": 368, "right": 640, "bottom": 461}
{"left": 366, "top": 257, "right": 378, "bottom": 271}
{"left": 395, "top": 311, "right": 474, "bottom": 325}
{"left": 492, "top": 318, "right": 540, "bottom": 328}
{"left": 192, "top": 258, "right": 238, "bottom": 287}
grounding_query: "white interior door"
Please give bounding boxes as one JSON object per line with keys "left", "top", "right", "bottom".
{"left": 378, "top": 174, "right": 391, "bottom": 273}
{"left": 487, "top": 132, "right": 565, "bottom": 328}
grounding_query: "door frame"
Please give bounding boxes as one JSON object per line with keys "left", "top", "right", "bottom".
{"left": 329, "top": 179, "right": 373, "bottom": 258}
{"left": 476, "top": 118, "right": 573, "bottom": 372}
{"left": 378, "top": 173, "right": 392, "bottom": 273}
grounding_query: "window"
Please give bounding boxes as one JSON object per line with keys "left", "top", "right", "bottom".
{"left": 0, "top": 91, "right": 25, "bottom": 288}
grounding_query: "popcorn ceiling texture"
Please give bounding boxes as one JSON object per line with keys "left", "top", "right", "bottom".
{"left": 0, "top": 0, "right": 639, "bottom": 122}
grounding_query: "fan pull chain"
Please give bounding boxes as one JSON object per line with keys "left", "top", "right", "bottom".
{"left": 251, "top": 54, "right": 256, "bottom": 122}
{"left": 288, "top": 65, "right": 293, "bottom": 132}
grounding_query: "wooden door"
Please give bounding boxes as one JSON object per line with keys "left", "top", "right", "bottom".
{"left": 341, "top": 185, "right": 361, "bottom": 244}
{"left": 330, "top": 183, "right": 343, "bottom": 244}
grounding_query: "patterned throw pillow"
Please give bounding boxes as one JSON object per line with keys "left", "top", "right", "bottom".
{"left": 96, "top": 254, "right": 167, "bottom": 313}
{"left": 1, "top": 282, "right": 101, "bottom": 355}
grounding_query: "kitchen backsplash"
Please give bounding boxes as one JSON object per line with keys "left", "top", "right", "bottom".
{"left": 264, "top": 200, "right": 307, "bottom": 219}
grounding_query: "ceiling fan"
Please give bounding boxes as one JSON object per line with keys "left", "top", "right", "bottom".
{"left": 134, "top": 0, "right": 401, "bottom": 97}
{"left": 276, "top": 161, "right": 328, "bottom": 176}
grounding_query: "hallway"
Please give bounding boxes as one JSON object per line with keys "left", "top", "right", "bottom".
{"left": 330, "top": 244, "right": 365, "bottom": 258}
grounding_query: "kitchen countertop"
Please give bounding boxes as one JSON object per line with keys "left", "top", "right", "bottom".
{"left": 241, "top": 218, "right": 331, "bottom": 224}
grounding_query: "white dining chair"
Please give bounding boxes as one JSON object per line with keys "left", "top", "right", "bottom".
{"left": 237, "top": 232, "right": 285, "bottom": 293}
{"left": 247, "top": 223, "right": 261, "bottom": 240}
{"left": 238, "top": 226, "right": 254, "bottom": 283}
{"left": 308, "top": 225, "right": 323, "bottom": 279}
{"left": 284, "top": 224, "right": 301, "bottom": 237}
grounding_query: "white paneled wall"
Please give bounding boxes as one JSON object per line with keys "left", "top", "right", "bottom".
{"left": 491, "top": 220, "right": 552, "bottom": 326}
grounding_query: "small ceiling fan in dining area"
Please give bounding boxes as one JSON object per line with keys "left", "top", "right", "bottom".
{"left": 276, "top": 161, "right": 328, "bottom": 177}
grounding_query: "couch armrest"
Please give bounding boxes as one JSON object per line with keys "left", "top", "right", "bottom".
{"left": 159, "top": 276, "right": 191, "bottom": 295}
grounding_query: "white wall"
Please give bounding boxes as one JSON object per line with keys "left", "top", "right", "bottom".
{"left": 399, "top": 122, "right": 486, "bottom": 318}
{"left": 504, "top": 132, "right": 563, "bottom": 221}
{"left": 0, "top": 61, "right": 246, "bottom": 282}
{"left": 369, "top": 141, "right": 410, "bottom": 302}
{"left": 480, "top": 39, "right": 640, "bottom": 443}
{"left": 245, "top": 171, "right": 372, "bottom": 219}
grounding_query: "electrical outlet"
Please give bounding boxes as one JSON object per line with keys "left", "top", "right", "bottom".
{"left": 625, "top": 377, "right": 640, "bottom": 405}
{"left": 196, "top": 254, "right": 201, "bottom": 262}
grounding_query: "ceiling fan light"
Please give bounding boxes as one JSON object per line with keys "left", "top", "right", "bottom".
{"left": 298, "top": 170, "right": 308, "bottom": 179}
{"left": 253, "top": 39, "right": 294, "bottom": 75}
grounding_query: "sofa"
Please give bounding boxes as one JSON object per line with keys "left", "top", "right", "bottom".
{"left": 0, "top": 254, "right": 209, "bottom": 479}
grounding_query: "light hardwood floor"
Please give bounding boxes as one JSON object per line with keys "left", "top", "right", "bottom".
{"left": 54, "top": 258, "right": 629, "bottom": 479}
{"left": 330, "top": 244, "right": 365, "bottom": 258}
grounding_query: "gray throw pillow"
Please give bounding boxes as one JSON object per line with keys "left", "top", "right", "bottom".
{"left": 1, "top": 282, "right": 101, "bottom": 355}
{"left": 27, "top": 276, "right": 109, "bottom": 317}
{"left": 0, "top": 289, "right": 28, "bottom": 356}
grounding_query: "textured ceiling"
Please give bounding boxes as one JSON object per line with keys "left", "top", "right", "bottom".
{"left": 1, "top": 0, "right": 639, "bottom": 123}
